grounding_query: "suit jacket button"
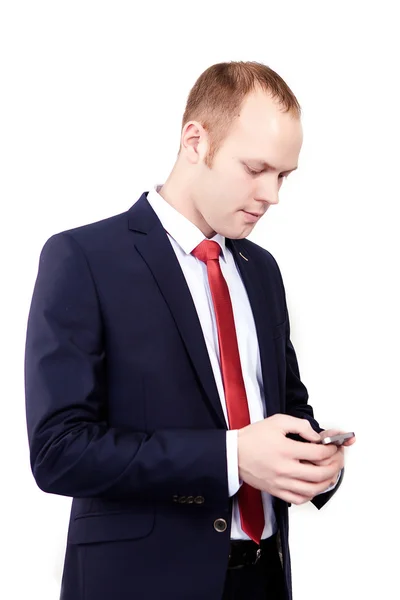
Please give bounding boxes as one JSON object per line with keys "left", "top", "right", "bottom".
{"left": 194, "top": 496, "right": 205, "bottom": 505}
{"left": 178, "top": 496, "right": 187, "bottom": 504}
{"left": 186, "top": 496, "right": 194, "bottom": 504}
{"left": 214, "top": 518, "right": 228, "bottom": 533}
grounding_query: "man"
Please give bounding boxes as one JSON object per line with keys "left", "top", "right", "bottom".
{"left": 25, "top": 61, "right": 355, "bottom": 600}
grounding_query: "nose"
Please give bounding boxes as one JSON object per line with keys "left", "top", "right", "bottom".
{"left": 254, "top": 180, "right": 280, "bottom": 206}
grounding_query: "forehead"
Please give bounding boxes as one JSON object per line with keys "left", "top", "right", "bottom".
{"left": 225, "top": 89, "right": 303, "bottom": 161}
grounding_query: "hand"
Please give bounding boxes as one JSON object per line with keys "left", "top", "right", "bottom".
{"left": 304, "top": 429, "right": 356, "bottom": 487}
{"left": 304, "top": 430, "right": 356, "bottom": 479}
{"left": 237, "top": 414, "right": 342, "bottom": 505}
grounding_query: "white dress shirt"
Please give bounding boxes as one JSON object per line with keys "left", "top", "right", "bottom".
{"left": 147, "top": 184, "right": 277, "bottom": 540}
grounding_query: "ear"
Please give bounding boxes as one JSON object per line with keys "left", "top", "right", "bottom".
{"left": 180, "top": 121, "right": 208, "bottom": 165}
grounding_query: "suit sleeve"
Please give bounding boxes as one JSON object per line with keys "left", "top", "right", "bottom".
{"left": 24, "top": 233, "right": 227, "bottom": 505}
{"left": 271, "top": 257, "right": 344, "bottom": 509}
{"left": 283, "top": 307, "right": 322, "bottom": 432}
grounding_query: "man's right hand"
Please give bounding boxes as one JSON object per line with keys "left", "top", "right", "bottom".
{"left": 237, "top": 414, "right": 339, "bottom": 505}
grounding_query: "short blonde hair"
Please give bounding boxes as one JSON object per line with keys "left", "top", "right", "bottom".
{"left": 181, "top": 61, "right": 301, "bottom": 167}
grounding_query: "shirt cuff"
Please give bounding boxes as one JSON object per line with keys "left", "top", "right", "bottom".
{"left": 317, "top": 468, "right": 342, "bottom": 495}
{"left": 226, "top": 430, "right": 241, "bottom": 497}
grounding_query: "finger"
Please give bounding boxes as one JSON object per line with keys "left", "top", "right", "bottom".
{"left": 275, "top": 489, "right": 311, "bottom": 506}
{"left": 342, "top": 436, "right": 356, "bottom": 446}
{"left": 280, "top": 477, "right": 336, "bottom": 498}
{"left": 274, "top": 415, "right": 321, "bottom": 443}
{"left": 288, "top": 439, "right": 338, "bottom": 461}
{"left": 285, "top": 462, "right": 339, "bottom": 483}
{"left": 301, "top": 457, "right": 334, "bottom": 467}
{"left": 302, "top": 449, "right": 344, "bottom": 466}
{"left": 319, "top": 429, "right": 342, "bottom": 441}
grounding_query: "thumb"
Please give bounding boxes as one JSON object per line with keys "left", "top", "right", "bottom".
{"left": 277, "top": 415, "right": 321, "bottom": 442}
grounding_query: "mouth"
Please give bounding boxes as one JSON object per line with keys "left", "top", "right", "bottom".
{"left": 242, "top": 210, "right": 263, "bottom": 222}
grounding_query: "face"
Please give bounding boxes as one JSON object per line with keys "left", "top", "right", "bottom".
{"left": 182, "top": 88, "right": 303, "bottom": 238}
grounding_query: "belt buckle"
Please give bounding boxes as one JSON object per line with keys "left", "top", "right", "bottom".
{"left": 253, "top": 548, "right": 262, "bottom": 565}
{"left": 228, "top": 544, "right": 262, "bottom": 570}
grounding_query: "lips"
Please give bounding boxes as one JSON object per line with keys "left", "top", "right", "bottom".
{"left": 243, "top": 211, "right": 263, "bottom": 217}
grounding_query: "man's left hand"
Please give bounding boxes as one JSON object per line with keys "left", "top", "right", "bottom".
{"left": 302, "top": 429, "right": 356, "bottom": 487}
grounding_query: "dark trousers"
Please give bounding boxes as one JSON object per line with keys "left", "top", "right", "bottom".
{"left": 222, "top": 542, "right": 286, "bottom": 600}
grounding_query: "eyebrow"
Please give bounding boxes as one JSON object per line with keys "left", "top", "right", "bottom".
{"left": 250, "top": 160, "right": 298, "bottom": 174}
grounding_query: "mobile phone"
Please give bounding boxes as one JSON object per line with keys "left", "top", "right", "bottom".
{"left": 320, "top": 432, "right": 355, "bottom": 445}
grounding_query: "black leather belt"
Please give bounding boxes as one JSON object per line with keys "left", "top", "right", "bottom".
{"left": 228, "top": 534, "right": 278, "bottom": 569}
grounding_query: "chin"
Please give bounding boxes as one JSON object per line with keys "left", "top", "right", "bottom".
{"left": 223, "top": 229, "right": 252, "bottom": 240}
{"left": 230, "top": 222, "right": 256, "bottom": 239}
{"left": 212, "top": 221, "right": 254, "bottom": 240}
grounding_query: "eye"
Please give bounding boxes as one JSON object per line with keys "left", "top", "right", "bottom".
{"left": 245, "top": 165, "right": 262, "bottom": 176}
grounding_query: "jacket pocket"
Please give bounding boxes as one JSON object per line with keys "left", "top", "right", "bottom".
{"left": 68, "top": 508, "right": 155, "bottom": 545}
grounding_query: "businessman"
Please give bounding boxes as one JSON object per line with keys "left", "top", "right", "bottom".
{"left": 25, "top": 61, "right": 355, "bottom": 600}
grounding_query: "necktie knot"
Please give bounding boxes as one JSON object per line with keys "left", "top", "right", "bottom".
{"left": 192, "top": 240, "right": 221, "bottom": 263}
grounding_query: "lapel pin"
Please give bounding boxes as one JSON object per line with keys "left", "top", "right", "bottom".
{"left": 239, "top": 252, "right": 249, "bottom": 262}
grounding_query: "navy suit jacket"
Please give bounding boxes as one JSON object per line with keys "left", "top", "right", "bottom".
{"left": 25, "top": 193, "right": 343, "bottom": 600}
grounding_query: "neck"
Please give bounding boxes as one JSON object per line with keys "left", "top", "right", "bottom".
{"left": 157, "top": 163, "right": 215, "bottom": 238}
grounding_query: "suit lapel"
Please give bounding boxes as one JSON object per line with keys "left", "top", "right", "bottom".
{"left": 128, "top": 195, "right": 226, "bottom": 428}
{"left": 128, "top": 194, "right": 281, "bottom": 424}
{"left": 227, "top": 239, "right": 281, "bottom": 417}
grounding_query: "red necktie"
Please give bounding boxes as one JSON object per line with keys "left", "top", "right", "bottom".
{"left": 192, "top": 240, "right": 264, "bottom": 544}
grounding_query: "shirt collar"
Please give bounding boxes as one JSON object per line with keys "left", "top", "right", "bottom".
{"left": 146, "top": 184, "right": 228, "bottom": 261}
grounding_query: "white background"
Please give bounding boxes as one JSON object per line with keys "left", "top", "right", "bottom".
{"left": 1, "top": 1, "right": 399, "bottom": 598}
